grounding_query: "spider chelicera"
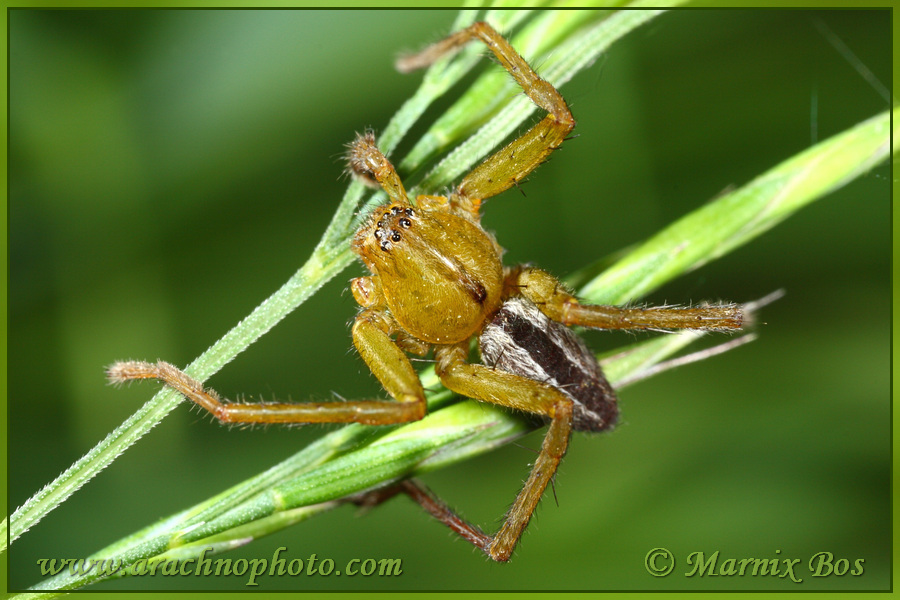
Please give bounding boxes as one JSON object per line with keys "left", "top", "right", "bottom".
{"left": 109, "top": 22, "right": 743, "bottom": 562}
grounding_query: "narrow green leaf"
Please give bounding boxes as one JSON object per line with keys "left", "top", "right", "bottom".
{"left": 580, "top": 108, "right": 893, "bottom": 305}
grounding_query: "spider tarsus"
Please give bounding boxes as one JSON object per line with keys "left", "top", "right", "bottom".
{"left": 394, "top": 32, "right": 465, "bottom": 73}
{"left": 394, "top": 54, "right": 427, "bottom": 74}
{"left": 105, "top": 360, "right": 158, "bottom": 384}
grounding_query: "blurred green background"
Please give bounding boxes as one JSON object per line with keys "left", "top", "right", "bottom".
{"left": 9, "top": 8, "right": 889, "bottom": 592}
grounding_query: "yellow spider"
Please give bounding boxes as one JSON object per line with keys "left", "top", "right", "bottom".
{"left": 109, "top": 22, "right": 742, "bottom": 562}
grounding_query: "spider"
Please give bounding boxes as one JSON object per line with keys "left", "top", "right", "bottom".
{"left": 108, "top": 22, "right": 743, "bottom": 562}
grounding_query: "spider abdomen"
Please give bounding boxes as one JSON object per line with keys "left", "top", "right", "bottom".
{"left": 479, "top": 297, "right": 619, "bottom": 432}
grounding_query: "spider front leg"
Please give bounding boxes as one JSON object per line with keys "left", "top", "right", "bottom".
{"left": 513, "top": 267, "right": 744, "bottom": 331}
{"left": 399, "top": 21, "right": 575, "bottom": 216}
{"left": 107, "top": 308, "right": 425, "bottom": 426}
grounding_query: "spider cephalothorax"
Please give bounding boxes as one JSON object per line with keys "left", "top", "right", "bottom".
{"left": 350, "top": 194, "right": 505, "bottom": 345}
{"left": 109, "top": 21, "right": 743, "bottom": 562}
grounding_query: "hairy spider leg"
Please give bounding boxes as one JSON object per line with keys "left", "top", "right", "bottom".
{"left": 433, "top": 342, "right": 575, "bottom": 562}
{"left": 513, "top": 267, "right": 745, "bottom": 331}
{"left": 399, "top": 21, "right": 576, "bottom": 219}
{"left": 107, "top": 309, "right": 425, "bottom": 426}
{"left": 395, "top": 480, "right": 493, "bottom": 550}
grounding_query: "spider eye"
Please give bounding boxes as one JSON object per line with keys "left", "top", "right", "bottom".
{"left": 404, "top": 207, "right": 414, "bottom": 216}
{"left": 374, "top": 229, "right": 383, "bottom": 239}
{"left": 399, "top": 218, "right": 411, "bottom": 228}
{"left": 390, "top": 230, "right": 402, "bottom": 242}
{"left": 391, "top": 206, "right": 402, "bottom": 215}
{"left": 380, "top": 240, "right": 391, "bottom": 251}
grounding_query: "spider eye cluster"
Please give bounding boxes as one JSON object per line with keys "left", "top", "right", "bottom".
{"left": 373, "top": 205, "right": 415, "bottom": 252}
